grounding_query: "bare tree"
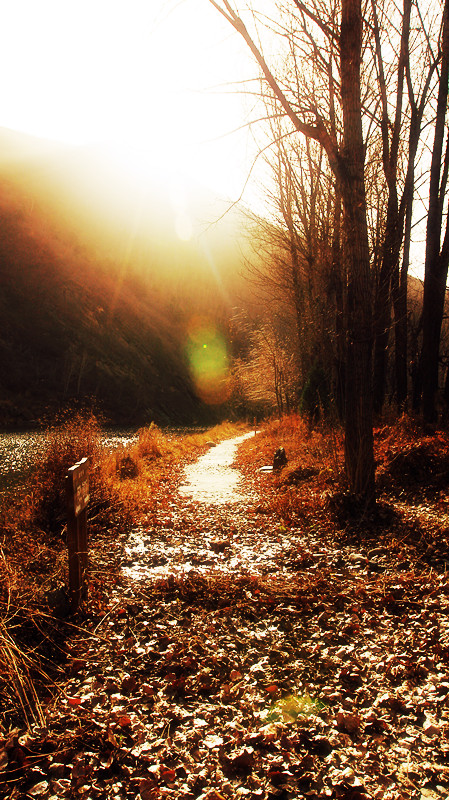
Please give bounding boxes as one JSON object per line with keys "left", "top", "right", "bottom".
{"left": 208, "top": 0, "right": 375, "bottom": 500}
{"left": 371, "top": 0, "right": 411, "bottom": 413}
{"left": 232, "top": 312, "right": 298, "bottom": 415}
{"left": 249, "top": 129, "right": 339, "bottom": 396}
{"left": 368, "top": 0, "right": 441, "bottom": 412}
{"left": 420, "top": 0, "right": 449, "bottom": 423}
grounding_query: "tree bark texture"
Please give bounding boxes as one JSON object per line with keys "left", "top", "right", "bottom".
{"left": 330, "top": 189, "right": 345, "bottom": 420}
{"left": 209, "top": 0, "right": 375, "bottom": 501}
{"left": 372, "top": 0, "right": 410, "bottom": 413}
{"left": 340, "top": 0, "right": 375, "bottom": 500}
{"left": 420, "top": 0, "right": 449, "bottom": 423}
{"left": 391, "top": 260, "right": 408, "bottom": 409}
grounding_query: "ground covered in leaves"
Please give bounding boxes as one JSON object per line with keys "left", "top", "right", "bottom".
{"left": 2, "top": 417, "right": 449, "bottom": 800}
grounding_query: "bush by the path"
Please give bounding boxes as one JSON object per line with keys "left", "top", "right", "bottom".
{"left": 0, "top": 414, "right": 247, "bottom": 729}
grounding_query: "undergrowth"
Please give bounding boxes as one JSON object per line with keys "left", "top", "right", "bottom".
{"left": 236, "top": 411, "right": 449, "bottom": 529}
{"left": 0, "top": 413, "right": 246, "bottom": 729}
{"left": 2, "top": 409, "right": 448, "bottom": 731}
{"left": 237, "top": 413, "right": 345, "bottom": 525}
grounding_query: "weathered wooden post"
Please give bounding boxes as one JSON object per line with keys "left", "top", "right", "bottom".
{"left": 65, "top": 457, "right": 89, "bottom": 612}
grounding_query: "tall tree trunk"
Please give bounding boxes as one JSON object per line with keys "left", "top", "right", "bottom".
{"left": 396, "top": 17, "right": 438, "bottom": 410}
{"left": 394, "top": 44, "right": 436, "bottom": 409}
{"left": 340, "top": 0, "right": 375, "bottom": 501}
{"left": 372, "top": 229, "right": 393, "bottom": 414}
{"left": 208, "top": 0, "right": 375, "bottom": 501}
{"left": 371, "top": 0, "right": 410, "bottom": 413}
{"left": 420, "top": 0, "right": 449, "bottom": 423}
{"left": 331, "top": 189, "right": 345, "bottom": 420}
{"left": 393, "top": 149, "right": 417, "bottom": 410}
{"left": 393, "top": 144, "right": 414, "bottom": 410}
{"left": 391, "top": 255, "right": 409, "bottom": 409}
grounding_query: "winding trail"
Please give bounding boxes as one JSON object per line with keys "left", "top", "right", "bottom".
{"left": 56, "top": 434, "right": 449, "bottom": 800}
{"left": 178, "top": 431, "right": 256, "bottom": 505}
{"left": 120, "top": 431, "right": 298, "bottom": 583}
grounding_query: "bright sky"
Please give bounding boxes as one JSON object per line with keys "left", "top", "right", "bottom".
{"left": 0, "top": 0, "right": 258, "bottom": 201}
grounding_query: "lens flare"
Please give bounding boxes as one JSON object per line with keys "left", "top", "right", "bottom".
{"left": 185, "top": 316, "right": 231, "bottom": 404}
{"left": 264, "top": 694, "right": 326, "bottom": 723}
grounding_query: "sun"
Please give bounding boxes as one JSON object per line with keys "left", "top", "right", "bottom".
{"left": 0, "top": 0, "right": 256, "bottom": 202}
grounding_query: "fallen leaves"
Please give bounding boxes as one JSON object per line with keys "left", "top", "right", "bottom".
{"left": 3, "top": 424, "right": 449, "bottom": 799}
{"left": 4, "top": 552, "right": 448, "bottom": 799}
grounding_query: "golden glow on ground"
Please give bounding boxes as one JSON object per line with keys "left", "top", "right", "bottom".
{"left": 0, "top": 0, "right": 256, "bottom": 202}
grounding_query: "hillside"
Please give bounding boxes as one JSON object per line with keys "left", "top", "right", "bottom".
{"left": 0, "top": 129, "right": 250, "bottom": 428}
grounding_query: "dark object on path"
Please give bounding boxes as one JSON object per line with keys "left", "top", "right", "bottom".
{"left": 285, "top": 466, "right": 319, "bottom": 484}
{"left": 273, "top": 447, "right": 287, "bottom": 471}
{"left": 118, "top": 454, "right": 139, "bottom": 479}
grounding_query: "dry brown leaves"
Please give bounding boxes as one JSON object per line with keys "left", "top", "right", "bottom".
{"left": 2, "top": 419, "right": 449, "bottom": 800}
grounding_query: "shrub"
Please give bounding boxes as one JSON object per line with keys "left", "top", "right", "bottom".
{"left": 299, "top": 363, "right": 330, "bottom": 420}
{"left": 31, "top": 412, "right": 104, "bottom": 534}
{"left": 134, "top": 423, "right": 163, "bottom": 460}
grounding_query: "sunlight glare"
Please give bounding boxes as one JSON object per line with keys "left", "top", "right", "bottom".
{"left": 0, "top": 0, "right": 257, "bottom": 202}
{"left": 185, "top": 316, "right": 231, "bottom": 405}
{"left": 169, "top": 178, "right": 193, "bottom": 242}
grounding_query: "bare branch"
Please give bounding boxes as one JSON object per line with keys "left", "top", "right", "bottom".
{"left": 206, "top": 0, "right": 341, "bottom": 174}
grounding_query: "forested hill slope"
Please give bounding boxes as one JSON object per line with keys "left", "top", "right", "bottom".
{"left": 0, "top": 129, "right": 248, "bottom": 428}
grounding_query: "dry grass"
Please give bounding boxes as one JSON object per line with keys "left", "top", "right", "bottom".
{"left": 0, "top": 413, "right": 247, "bottom": 729}
{"left": 1, "top": 409, "right": 448, "bottom": 730}
{"left": 0, "top": 416, "right": 248, "bottom": 604}
{"left": 239, "top": 413, "right": 343, "bottom": 471}
{"left": 237, "top": 411, "right": 449, "bottom": 530}
{"left": 99, "top": 420, "right": 248, "bottom": 525}
{"left": 236, "top": 414, "right": 345, "bottom": 525}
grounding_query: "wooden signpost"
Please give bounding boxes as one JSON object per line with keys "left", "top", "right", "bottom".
{"left": 66, "top": 457, "right": 89, "bottom": 611}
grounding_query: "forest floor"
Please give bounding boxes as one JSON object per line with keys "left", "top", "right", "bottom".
{"left": 2, "top": 417, "right": 449, "bottom": 800}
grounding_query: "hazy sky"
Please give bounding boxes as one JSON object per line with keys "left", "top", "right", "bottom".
{"left": 0, "top": 0, "right": 259, "bottom": 200}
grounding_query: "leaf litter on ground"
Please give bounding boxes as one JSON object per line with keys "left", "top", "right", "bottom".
{"left": 2, "top": 420, "right": 449, "bottom": 800}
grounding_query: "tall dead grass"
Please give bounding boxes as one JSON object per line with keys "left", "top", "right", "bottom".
{"left": 238, "top": 413, "right": 344, "bottom": 475}
{"left": 101, "top": 420, "right": 248, "bottom": 524}
{"left": 236, "top": 413, "right": 345, "bottom": 524}
{"left": 1, "top": 415, "right": 248, "bottom": 603}
{"left": 0, "top": 413, "right": 247, "bottom": 727}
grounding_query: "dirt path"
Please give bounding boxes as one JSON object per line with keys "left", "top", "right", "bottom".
{"left": 5, "top": 436, "right": 449, "bottom": 800}
{"left": 178, "top": 432, "right": 256, "bottom": 505}
{"left": 121, "top": 433, "right": 299, "bottom": 584}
